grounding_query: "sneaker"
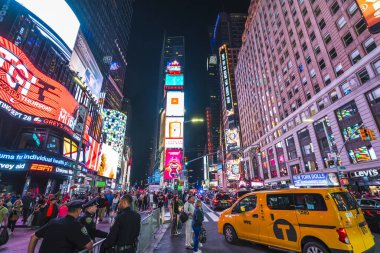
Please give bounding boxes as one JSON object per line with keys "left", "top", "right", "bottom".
{"left": 199, "top": 243, "right": 203, "bottom": 247}
{"left": 193, "top": 250, "right": 201, "bottom": 253}
{"left": 185, "top": 245, "right": 193, "bottom": 250}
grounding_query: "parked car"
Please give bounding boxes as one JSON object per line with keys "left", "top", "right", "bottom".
{"left": 210, "top": 193, "right": 233, "bottom": 210}
{"left": 357, "top": 198, "right": 380, "bottom": 233}
{"left": 205, "top": 192, "right": 214, "bottom": 204}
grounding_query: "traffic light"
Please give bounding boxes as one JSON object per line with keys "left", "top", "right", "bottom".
{"left": 360, "top": 128, "right": 370, "bottom": 141}
{"left": 174, "top": 179, "right": 179, "bottom": 190}
{"left": 256, "top": 146, "right": 261, "bottom": 156}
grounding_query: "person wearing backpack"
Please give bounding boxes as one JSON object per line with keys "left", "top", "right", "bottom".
{"left": 183, "top": 195, "right": 195, "bottom": 249}
{"left": 192, "top": 200, "right": 204, "bottom": 253}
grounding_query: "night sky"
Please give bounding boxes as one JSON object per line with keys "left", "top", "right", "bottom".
{"left": 124, "top": 0, "right": 250, "bottom": 185}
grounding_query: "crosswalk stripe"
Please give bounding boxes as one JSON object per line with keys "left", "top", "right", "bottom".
{"left": 206, "top": 211, "right": 219, "bottom": 222}
{"left": 203, "top": 216, "right": 209, "bottom": 222}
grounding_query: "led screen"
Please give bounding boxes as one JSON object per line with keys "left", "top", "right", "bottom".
{"left": 16, "top": 0, "right": 80, "bottom": 50}
{"left": 165, "top": 117, "right": 184, "bottom": 139}
{"left": 0, "top": 36, "right": 80, "bottom": 135}
{"left": 69, "top": 31, "right": 103, "bottom": 100}
{"left": 348, "top": 146, "right": 373, "bottom": 163}
{"left": 166, "top": 92, "right": 184, "bottom": 117}
{"left": 165, "top": 74, "right": 184, "bottom": 87}
{"left": 102, "top": 109, "right": 127, "bottom": 153}
{"left": 219, "top": 44, "right": 234, "bottom": 116}
{"left": 226, "top": 159, "right": 240, "bottom": 181}
{"left": 342, "top": 123, "right": 361, "bottom": 141}
{"left": 225, "top": 128, "right": 240, "bottom": 152}
{"left": 97, "top": 144, "right": 119, "bottom": 179}
{"left": 164, "top": 149, "right": 183, "bottom": 180}
{"left": 85, "top": 136, "right": 101, "bottom": 171}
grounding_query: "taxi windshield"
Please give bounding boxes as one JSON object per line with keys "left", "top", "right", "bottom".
{"left": 216, "top": 194, "right": 230, "bottom": 200}
{"left": 331, "top": 192, "right": 358, "bottom": 211}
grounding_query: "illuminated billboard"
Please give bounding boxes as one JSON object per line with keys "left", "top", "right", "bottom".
{"left": 219, "top": 44, "right": 234, "bottom": 116}
{"left": 166, "top": 92, "right": 184, "bottom": 117}
{"left": 16, "top": 0, "right": 80, "bottom": 50}
{"left": 166, "top": 60, "right": 181, "bottom": 74}
{"left": 165, "top": 117, "right": 184, "bottom": 139}
{"left": 0, "top": 36, "right": 80, "bottom": 135}
{"left": 165, "top": 74, "right": 184, "bottom": 90}
{"left": 225, "top": 128, "right": 241, "bottom": 152}
{"left": 226, "top": 159, "right": 240, "bottom": 181}
{"left": 164, "top": 149, "right": 183, "bottom": 180}
{"left": 356, "top": 0, "right": 380, "bottom": 34}
{"left": 69, "top": 31, "right": 103, "bottom": 100}
{"left": 98, "top": 144, "right": 119, "bottom": 179}
{"left": 102, "top": 109, "right": 127, "bottom": 153}
{"left": 165, "top": 139, "right": 183, "bottom": 149}
{"left": 85, "top": 137, "right": 101, "bottom": 171}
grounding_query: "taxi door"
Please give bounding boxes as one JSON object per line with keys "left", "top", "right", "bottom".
{"left": 231, "top": 195, "right": 260, "bottom": 241}
{"left": 260, "top": 193, "right": 300, "bottom": 251}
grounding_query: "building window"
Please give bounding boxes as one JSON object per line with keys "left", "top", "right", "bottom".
{"left": 306, "top": 19, "right": 312, "bottom": 28}
{"left": 314, "top": 46, "right": 321, "bottom": 55}
{"left": 342, "top": 122, "right": 363, "bottom": 141}
{"left": 295, "top": 51, "right": 300, "bottom": 60}
{"left": 302, "top": 76, "right": 307, "bottom": 85}
{"left": 310, "top": 68, "right": 316, "bottom": 78}
{"left": 310, "top": 31, "right": 316, "bottom": 41}
{"left": 295, "top": 18, "right": 300, "bottom": 27}
{"left": 306, "top": 91, "right": 312, "bottom": 100}
{"left": 324, "top": 33, "right": 332, "bottom": 44}
{"left": 318, "top": 59, "right": 326, "bottom": 70}
{"left": 302, "top": 42, "right": 308, "bottom": 51}
{"left": 336, "top": 16, "right": 347, "bottom": 30}
{"left": 343, "top": 32, "right": 354, "bottom": 47}
{"left": 357, "top": 69, "right": 370, "bottom": 84}
{"left": 294, "top": 85, "right": 299, "bottom": 94}
{"left": 330, "top": 1, "right": 339, "bottom": 14}
{"left": 348, "top": 146, "right": 377, "bottom": 164}
{"left": 288, "top": 91, "right": 293, "bottom": 99}
{"left": 336, "top": 101, "right": 359, "bottom": 121}
{"left": 363, "top": 37, "right": 376, "bottom": 54}
{"left": 340, "top": 81, "right": 352, "bottom": 96}
{"left": 355, "top": 18, "right": 367, "bottom": 35}
{"left": 373, "top": 59, "right": 380, "bottom": 75}
{"left": 19, "top": 131, "right": 47, "bottom": 150}
{"left": 347, "top": 2, "right": 358, "bottom": 17}
{"left": 314, "top": 84, "right": 320, "bottom": 94}
{"left": 314, "top": 6, "right": 322, "bottom": 16}
{"left": 335, "top": 63, "right": 344, "bottom": 77}
{"left": 297, "top": 98, "right": 302, "bottom": 107}
{"left": 350, "top": 50, "right": 362, "bottom": 64}
{"left": 366, "top": 86, "right": 380, "bottom": 129}
{"left": 324, "top": 74, "right": 331, "bottom": 85}
{"left": 306, "top": 55, "right": 312, "bottom": 64}
{"left": 319, "top": 19, "right": 326, "bottom": 30}
{"left": 330, "top": 89, "right": 339, "bottom": 102}
{"left": 329, "top": 48, "right": 338, "bottom": 60}
{"left": 317, "top": 99, "right": 325, "bottom": 110}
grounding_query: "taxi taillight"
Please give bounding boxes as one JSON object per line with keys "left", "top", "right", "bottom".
{"left": 336, "top": 228, "right": 350, "bottom": 244}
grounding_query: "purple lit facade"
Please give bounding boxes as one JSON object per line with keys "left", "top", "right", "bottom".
{"left": 236, "top": 0, "right": 380, "bottom": 189}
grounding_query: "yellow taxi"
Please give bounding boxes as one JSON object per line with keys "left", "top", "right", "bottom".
{"left": 217, "top": 188, "right": 375, "bottom": 253}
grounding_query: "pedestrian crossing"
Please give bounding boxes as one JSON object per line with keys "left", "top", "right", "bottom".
{"left": 203, "top": 211, "right": 219, "bottom": 222}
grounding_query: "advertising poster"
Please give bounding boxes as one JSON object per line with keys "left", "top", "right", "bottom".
{"left": 356, "top": 0, "right": 380, "bottom": 34}
{"left": 166, "top": 92, "right": 184, "bottom": 117}
{"left": 97, "top": 144, "right": 119, "bottom": 179}
{"left": 293, "top": 173, "right": 340, "bottom": 187}
{"left": 226, "top": 159, "right": 240, "bottom": 181}
{"left": 0, "top": 36, "right": 80, "bottom": 135}
{"left": 164, "top": 149, "right": 183, "bottom": 180}
{"left": 69, "top": 31, "right": 103, "bottom": 100}
{"left": 85, "top": 137, "right": 101, "bottom": 171}
{"left": 225, "top": 128, "right": 240, "bottom": 152}
{"left": 165, "top": 74, "right": 184, "bottom": 89}
{"left": 165, "top": 117, "right": 184, "bottom": 139}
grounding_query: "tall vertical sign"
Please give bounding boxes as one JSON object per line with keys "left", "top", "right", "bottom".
{"left": 219, "top": 44, "right": 234, "bottom": 116}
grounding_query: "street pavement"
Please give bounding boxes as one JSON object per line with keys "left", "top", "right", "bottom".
{"left": 153, "top": 203, "right": 380, "bottom": 253}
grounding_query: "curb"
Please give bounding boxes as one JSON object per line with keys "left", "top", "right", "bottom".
{"left": 143, "top": 223, "right": 170, "bottom": 253}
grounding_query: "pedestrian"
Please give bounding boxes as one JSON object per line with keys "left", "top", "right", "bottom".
{"left": 97, "top": 192, "right": 107, "bottom": 223}
{"left": 0, "top": 198, "right": 8, "bottom": 228}
{"left": 57, "top": 200, "right": 69, "bottom": 218}
{"left": 39, "top": 197, "right": 58, "bottom": 226}
{"left": 22, "top": 192, "right": 33, "bottom": 225}
{"left": 184, "top": 195, "right": 195, "bottom": 249}
{"left": 27, "top": 200, "right": 93, "bottom": 253}
{"left": 170, "top": 195, "right": 180, "bottom": 236}
{"left": 100, "top": 195, "right": 141, "bottom": 253}
{"left": 79, "top": 198, "right": 108, "bottom": 241}
{"left": 8, "top": 197, "right": 23, "bottom": 234}
{"left": 112, "top": 194, "right": 120, "bottom": 212}
{"left": 158, "top": 192, "right": 165, "bottom": 224}
{"left": 192, "top": 200, "right": 204, "bottom": 253}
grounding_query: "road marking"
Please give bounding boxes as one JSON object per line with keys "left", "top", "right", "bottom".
{"left": 206, "top": 211, "right": 219, "bottom": 222}
{"left": 203, "top": 216, "right": 209, "bottom": 222}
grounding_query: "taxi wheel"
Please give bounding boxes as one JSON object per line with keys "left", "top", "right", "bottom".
{"left": 223, "top": 224, "right": 238, "bottom": 244}
{"left": 303, "top": 241, "right": 329, "bottom": 253}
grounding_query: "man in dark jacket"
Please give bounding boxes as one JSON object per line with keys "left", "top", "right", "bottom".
{"left": 79, "top": 198, "right": 108, "bottom": 241}
{"left": 22, "top": 192, "right": 32, "bottom": 224}
{"left": 192, "top": 200, "right": 204, "bottom": 253}
{"left": 39, "top": 198, "right": 58, "bottom": 226}
{"left": 101, "top": 195, "right": 141, "bottom": 253}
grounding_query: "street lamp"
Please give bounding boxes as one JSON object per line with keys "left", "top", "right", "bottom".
{"left": 184, "top": 118, "right": 204, "bottom": 124}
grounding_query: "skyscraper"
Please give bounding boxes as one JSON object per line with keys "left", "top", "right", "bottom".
{"left": 236, "top": 0, "right": 380, "bottom": 189}
{"left": 67, "top": 0, "right": 134, "bottom": 110}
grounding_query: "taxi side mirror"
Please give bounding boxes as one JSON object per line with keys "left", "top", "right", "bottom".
{"left": 240, "top": 206, "right": 246, "bottom": 212}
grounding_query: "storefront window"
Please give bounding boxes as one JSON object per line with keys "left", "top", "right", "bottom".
{"left": 290, "top": 164, "right": 301, "bottom": 175}
{"left": 46, "top": 135, "right": 61, "bottom": 154}
{"left": 348, "top": 146, "right": 377, "bottom": 164}
{"left": 63, "top": 137, "right": 78, "bottom": 160}
{"left": 19, "top": 131, "right": 46, "bottom": 150}
{"left": 280, "top": 167, "right": 288, "bottom": 177}
{"left": 304, "top": 160, "right": 318, "bottom": 172}
{"left": 366, "top": 86, "right": 380, "bottom": 130}
{"left": 301, "top": 143, "right": 313, "bottom": 155}
{"left": 335, "top": 101, "right": 359, "bottom": 121}
{"left": 342, "top": 122, "right": 362, "bottom": 141}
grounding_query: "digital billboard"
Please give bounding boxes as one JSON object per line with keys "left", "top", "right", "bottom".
{"left": 165, "top": 74, "right": 184, "bottom": 90}
{"left": 69, "top": 31, "right": 103, "bottom": 100}
{"left": 165, "top": 117, "right": 184, "bottom": 139}
{"left": 293, "top": 173, "right": 340, "bottom": 187}
{"left": 356, "top": 0, "right": 380, "bottom": 34}
{"left": 165, "top": 139, "right": 183, "bottom": 149}
{"left": 225, "top": 128, "right": 240, "bottom": 152}
{"left": 0, "top": 36, "right": 80, "bottom": 135}
{"left": 166, "top": 92, "right": 184, "bottom": 117}
{"left": 226, "top": 159, "right": 240, "bottom": 181}
{"left": 166, "top": 60, "right": 181, "bottom": 74}
{"left": 164, "top": 149, "right": 183, "bottom": 180}
{"left": 97, "top": 144, "right": 119, "bottom": 179}
{"left": 85, "top": 136, "right": 101, "bottom": 171}
{"left": 16, "top": 0, "right": 80, "bottom": 50}
{"left": 219, "top": 44, "right": 234, "bottom": 116}
{"left": 102, "top": 109, "right": 127, "bottom": 153}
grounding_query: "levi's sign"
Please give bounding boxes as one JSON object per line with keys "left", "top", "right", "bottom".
{"left": 350, "top": 169, "right": 380, "bottom": 178}
{"left": 0, "top": 36, "right": 80, "bottom": 135}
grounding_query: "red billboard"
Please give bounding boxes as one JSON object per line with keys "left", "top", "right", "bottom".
{"left": 0, "top": 36, "right": 79, "bottom": 135}
{"left": 164, "top": 149, "right": 183, "bottom": 180}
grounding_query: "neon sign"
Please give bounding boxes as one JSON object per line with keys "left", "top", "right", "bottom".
{"left": 219, "top": 44, "right": 234, "bottom": 116}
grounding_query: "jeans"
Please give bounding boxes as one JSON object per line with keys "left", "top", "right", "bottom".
{"left": 192, "top": 225, "right": 201, "bottom": 252}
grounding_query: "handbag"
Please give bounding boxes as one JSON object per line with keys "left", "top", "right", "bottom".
{"left": 179, "top": 203, "right": 190, "bottom": 223}
{"left": 199, "top": 227, "right": 207, "bottom": 244}
{"left": 9, "top": 212, "right": 19, "bottom": 222}
{"left": 0, "top": 226, "right": 9, "bottom": 245}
